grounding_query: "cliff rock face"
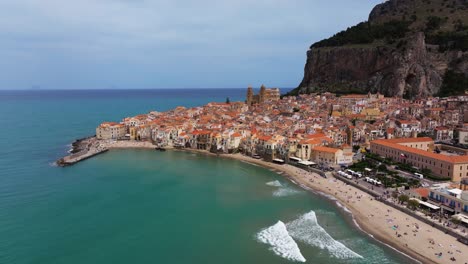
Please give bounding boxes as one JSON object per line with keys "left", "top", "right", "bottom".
{"left": 295, "top": 0, "right": 468, "bottom": 98}
{"left": 299, "top": 33, "right": 444, "bottom": 97}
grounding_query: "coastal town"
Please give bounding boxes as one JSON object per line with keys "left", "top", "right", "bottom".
{"left": 59, "top": 86, "right": 468, "bottom": 263}
{"left": 93, "top": 86, "right": 468, "bottom": 180}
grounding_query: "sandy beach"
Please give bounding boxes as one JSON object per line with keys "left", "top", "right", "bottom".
{"left": 63, "top": 140, "right": 468, "bottom": 264}
{"left": 217, "top": 153, "right": 468, "bottom": 264}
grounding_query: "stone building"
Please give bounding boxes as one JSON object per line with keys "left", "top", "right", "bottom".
{"left": 246, "top": 85, "right": 280, "bottom": 106}
{"left": 96, "top": 122, "right": 126, "bottom": 140}
{"left": 370, "top": 137, "right": 468, "bottom": 182}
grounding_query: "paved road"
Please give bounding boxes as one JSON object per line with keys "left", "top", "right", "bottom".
{"left": 387, "top": 165, "right": 438, "bottom": 187}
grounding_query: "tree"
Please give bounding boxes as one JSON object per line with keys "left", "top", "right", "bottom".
{"left": 451, "top": 218, "right": 461, "bottom": 226}
{"left": 398, "top": 194, "right": 410, "bottom": 204}
{"left": 226, "top": 97, "right": 230, "bottom": 104}
{"left": 407, "top": 199, "right": 420, "bottom": 210}
{"left": 378, "top": 164, "right": 388, "bottom": 171}
{"left": 421, "top": 168, "right": 432, "bottom": 175}
{"left": 425, "top": 16, "right": 444, "bottom": 32}
{"left": 353, "top": 145, "right": 360, "bottom": 152}
{"left": 391, "top": 191, "right": 398, "bottom": 199}
{"left": 438, "top": 70, "right": 468, "bottom": 97}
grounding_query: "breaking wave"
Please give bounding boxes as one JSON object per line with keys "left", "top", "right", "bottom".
{"left": 273, "top": 188, "right": 302, "bottom": 197}
{"left": 256, "top": 221, "right": 306, "bottom": 262}
{"left": 335, "top": 201, "right": 352, "bottom": 214}
{"left": 266, "top": 180, "right": 283, "bottom": 187}
{"left": 317, "top": 191, "right": 337, "bottom": 201}
{"left": 314, "top": 209, "right": 336, "bottom": 216}
{"left": 266, "top": 180, "right": 302, "bottom": 197}
{"left": 286, "top": 211, "right": 362, "bottom": 259}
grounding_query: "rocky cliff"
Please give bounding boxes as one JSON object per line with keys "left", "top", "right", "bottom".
{"left": 291, "top": 0, "right": 468, "bottom": 98}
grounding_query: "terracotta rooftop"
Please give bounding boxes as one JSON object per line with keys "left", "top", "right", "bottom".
{"left": 312, "top": 146, "right": 340, "bottom": 154}
{"left": 412, "top": 188, "right": 429, "bottom": 198}
{"left": 382, "top": 137, "right": 433, "bottom": 144}
{"left": 371, "top": 139, "right": 468, "bottom": 163}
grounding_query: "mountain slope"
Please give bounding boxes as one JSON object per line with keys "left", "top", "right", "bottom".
{"left": 288, "top": 0, "right": 468, "bottom": 98}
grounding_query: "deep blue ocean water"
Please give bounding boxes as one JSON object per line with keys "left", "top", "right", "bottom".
{"left": 0, "top": 89, "right": 415, "bottom": 264}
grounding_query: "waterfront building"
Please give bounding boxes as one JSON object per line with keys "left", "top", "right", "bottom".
{"left": 311, "top": 146, "right": 352, "bottom": 165}
{"left": 295, "top": 133, "right": 332, "bottom": 160}
{"left": 96, "top": 122, "right": 126, "bottom": 140}
{"left": 370, "top": 138, "right": 468, "bottom": 182}
{"left": 428, "top": 181, "right": 468, "bottom": 216}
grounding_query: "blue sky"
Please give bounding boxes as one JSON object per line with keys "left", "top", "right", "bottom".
{"left": 0, "top": 0, "right": 381, "bottom": 90}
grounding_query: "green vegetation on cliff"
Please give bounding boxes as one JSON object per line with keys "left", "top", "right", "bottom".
{"left": 426, "top": 31, "right": 468, "bottom": 51}
{"left": 438, "top": 70, "right": 468, "bottom": 97}
{"left": 311, "top": 15, "right": 468, "bottom": 51}
{"left": 311, "top": 20, "right": 411, "bottom": 48}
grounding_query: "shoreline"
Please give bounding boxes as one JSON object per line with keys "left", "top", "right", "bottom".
{"left": 174, "top": 149, "right": 465, "bottom": 264}
{"left": 210, "top": 152, "right": 434, "bottom": 264}
{"left": 57, "top": 140, "right": 467, "bottom": 263}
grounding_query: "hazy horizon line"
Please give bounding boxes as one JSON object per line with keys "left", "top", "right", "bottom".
{"left": 0, "top": 87, "right": 295, "bottom": 91}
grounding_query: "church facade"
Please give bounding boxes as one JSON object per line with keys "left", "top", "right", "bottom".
{"left": 246, "top": 85, "right": 280, "bottom": 106}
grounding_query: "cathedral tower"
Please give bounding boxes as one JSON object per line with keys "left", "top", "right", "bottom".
{"left": 246, "top": 86, "right": 254, "bottom": 106}
{"left": 259, "top": 84, "right": 266, "bottom": 104}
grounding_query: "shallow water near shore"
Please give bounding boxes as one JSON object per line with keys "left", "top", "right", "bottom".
{"left": 0, "top": 89, "right": 416, "bottom": 263}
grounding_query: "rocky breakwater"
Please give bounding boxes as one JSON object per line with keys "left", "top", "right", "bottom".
{"left": 56, "top": 137, "right": 108, "bottom": 167}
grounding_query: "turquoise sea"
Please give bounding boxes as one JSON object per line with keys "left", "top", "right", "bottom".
{"left": 0, "top": 89, "right": 416, "bottom": 264}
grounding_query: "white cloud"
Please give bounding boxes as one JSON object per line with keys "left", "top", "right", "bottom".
{"left": 0, "top": 0, "right": 381, "bottom": 89}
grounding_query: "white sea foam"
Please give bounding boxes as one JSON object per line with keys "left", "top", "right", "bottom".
{"left": 267, "top": 180, "right": 302, "bottom": 197}
{"left": 335, "top": 201, "right": 352, "bottom": 214}
{"left": 314, "top": 209, "right": 336, "bottom": 216}
{"left": 286, "top": 211, "right": 363, "bottom": 259}
{"left": 273, "top": 188, "right": 302, "bottom": 197}
{"left": 317, "top": 191, "right": 337, "bottom": 201}
{"left": 266, "top": 180, "right": 283, "bottom": 187}
{"left": 256, "top": 221, "right": 306, "bottom": 262}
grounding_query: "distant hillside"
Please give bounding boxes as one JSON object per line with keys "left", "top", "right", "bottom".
{"left": 287, "top": 0, "right": 468, "bottom": 98}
